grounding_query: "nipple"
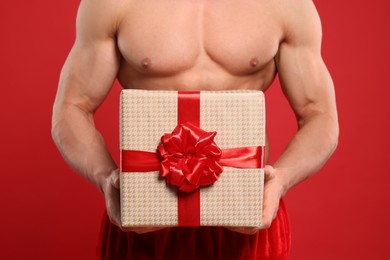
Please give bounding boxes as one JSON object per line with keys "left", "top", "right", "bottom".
{"left": 249, "top": 58, "right": 259, "bottom": 68}
{"left": 142, "top": 58, "right": 152, "bottom": 69}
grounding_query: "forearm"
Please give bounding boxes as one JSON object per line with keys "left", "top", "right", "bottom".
{"left": 273, "top": 112, "right": 339, "bottom": 195}
{"left": 52, "top": 103, "right": 117, "bottom": 192}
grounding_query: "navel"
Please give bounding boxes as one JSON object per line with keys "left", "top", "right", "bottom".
{"left": 249, "top": 58, "right": 259, "bottom": 68}
{"left": 142, "top": 57, "right": 152, "bottom": 69}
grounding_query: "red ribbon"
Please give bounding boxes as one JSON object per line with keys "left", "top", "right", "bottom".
{"left": 121, "top": 146, "right": 264, "bottom": 174}
{"left": 121, "top": 91, "right": 264, "bottom": 226}
{"left": 158, "top": 123, "right": 223, "bottom": 192}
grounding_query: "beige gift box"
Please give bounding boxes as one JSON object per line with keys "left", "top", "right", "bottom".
{"left": 120, "top": 89, "right": 265, "bottom": 228}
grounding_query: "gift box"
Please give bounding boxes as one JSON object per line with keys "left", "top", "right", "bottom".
{"left": 120, "top": 89, "right": 265, "bottom": 228}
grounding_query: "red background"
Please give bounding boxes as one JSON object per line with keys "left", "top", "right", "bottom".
{"left": 1, "top": 1, "right": 389, "bottom": 259}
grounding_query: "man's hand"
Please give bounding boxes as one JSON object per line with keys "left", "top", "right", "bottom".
{"left": 101, "top": 169, "right": 121, "bottom": 227}
{"left": 227, "top": 165, "right": 286, "bottom": 235}
{"left": 261, "top": 165, "right": 286, "bottom": 229}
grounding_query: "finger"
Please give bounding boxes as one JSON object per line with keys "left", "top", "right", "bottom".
{"left": 107, "top": 207, "right": 121, "bottom": 228}
{"left": 261, "top": 204, "right": 274, "bottom": 229}
{"left": 111, "top": 169, "right": 120, "bottom": 189}
{"left": 261, "top": 216, "right": 272, "bottom": 229}
{"left": 264, "top": 165, "right": 275, "bottom": 181}
{"left": 261, "top": 196, "right": 280, "bottom": 229}
{"left": 105, "top": 183, "right": 121, "bottom": 228}
{"left": 261, "top": 199, "right": 278, "bottom": 229}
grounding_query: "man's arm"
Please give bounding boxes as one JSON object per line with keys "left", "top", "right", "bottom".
{"left": 262, "top": 0, "right": 339, "bottom": 228}
{"left": 51, "top": 0, "right": 122, "bottom": 225}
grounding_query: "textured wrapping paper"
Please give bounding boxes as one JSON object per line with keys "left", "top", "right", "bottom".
{"left": 120, "top": 89, "right": 265, "bottom": 228}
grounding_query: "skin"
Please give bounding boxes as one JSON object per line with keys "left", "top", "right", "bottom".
{"left": 52, "top": 0, "right": 339, "bottom": 235}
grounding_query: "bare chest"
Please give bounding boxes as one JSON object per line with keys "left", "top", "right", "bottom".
{"left": 117, "top": 0, "right": 283, "bottom": 81}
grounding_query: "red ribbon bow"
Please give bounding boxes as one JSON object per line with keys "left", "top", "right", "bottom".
{"left": 158, "top": 123, "right": 223, "bottom": 192}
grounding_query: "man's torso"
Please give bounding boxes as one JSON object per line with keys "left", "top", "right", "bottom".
{"left": 114, "top": 0, "right": 285, "bottom": 91}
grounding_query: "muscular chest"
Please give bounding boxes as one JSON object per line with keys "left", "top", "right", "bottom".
{"left": 117, "top": 0, "right": 282, "bottom": 76}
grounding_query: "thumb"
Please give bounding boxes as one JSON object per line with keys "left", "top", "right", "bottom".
{"left": 110, "top": 169, "right": 120, "bottom": 189}
{"left": 264, "top": 165, "right": 275, "bottom": 181}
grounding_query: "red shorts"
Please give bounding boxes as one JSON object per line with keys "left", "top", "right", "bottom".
{"left": 97, "top": 199, "right": 291, "bottom": 260}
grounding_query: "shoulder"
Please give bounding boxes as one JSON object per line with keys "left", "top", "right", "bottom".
{"left": 76, "top": 0, "right": 128, "bottom": 39}
{"left": 277, "top": 0, "right": 322, "bottom": 46}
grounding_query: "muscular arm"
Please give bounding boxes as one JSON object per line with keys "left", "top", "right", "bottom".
{"left": 275, "top": 0, "right": 339, "bottom": 190}
{"left": 51, "top": 0, "right": 122, "bottom": 222}
{"left": 261, "top": 0, "right": 339, "bottom": 228}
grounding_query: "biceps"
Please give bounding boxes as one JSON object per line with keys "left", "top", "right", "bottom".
{"left": 57, "top": 38, "right": 120, "bottom": 113}
{"left": 277, "top": 44, "right": 336, "bottom": 121}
